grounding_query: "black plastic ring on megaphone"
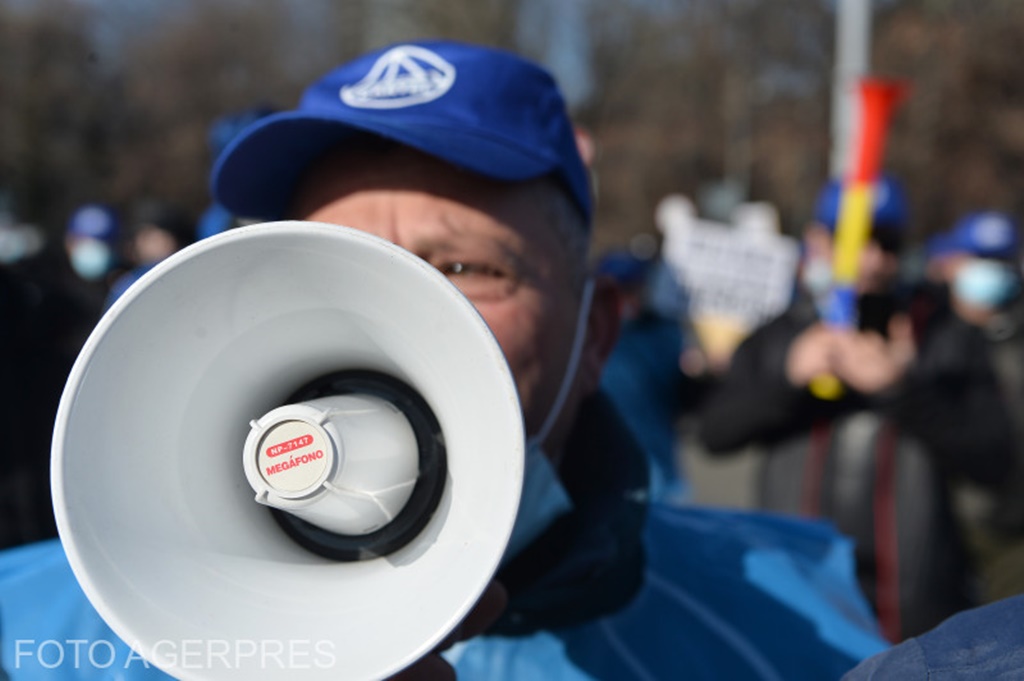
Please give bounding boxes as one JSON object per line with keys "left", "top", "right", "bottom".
{"left": 269, "top": 370, "right": 447, "bottom": 561}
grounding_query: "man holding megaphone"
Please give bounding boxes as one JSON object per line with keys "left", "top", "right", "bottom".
{"left": 0, "top": 41, "right": 890, "bottom": 680}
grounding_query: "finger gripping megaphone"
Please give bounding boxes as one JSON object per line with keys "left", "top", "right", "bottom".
{"left": 51, "top": 221, "right": 524, "bottom": 680}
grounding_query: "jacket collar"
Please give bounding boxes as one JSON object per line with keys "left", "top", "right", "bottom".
{"left": 492, "top": 391, "right": 649, "bottom": 635}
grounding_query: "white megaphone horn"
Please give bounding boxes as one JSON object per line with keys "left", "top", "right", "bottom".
{"left": 51, "top": 221, "right": 524, "bottom": 680}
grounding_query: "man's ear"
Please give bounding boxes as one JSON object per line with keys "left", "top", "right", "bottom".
{"left": 577, "top": 275, "right": 622, "bottom": 396}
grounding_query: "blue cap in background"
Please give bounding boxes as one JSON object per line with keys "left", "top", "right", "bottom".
{"left": 66, "top": 204, "right": 119, "bottom": 244}
{"left": 596, "top": 250, "right": 651, "bottom": 286}
{"left": 927, "top": 211, "right": 1020, "bottom": 261}
{"left": 212, "top": 40, "right": 591, "bottom": 225}
{"left": 814, "top": 176, "right": 909, "bottom": 233}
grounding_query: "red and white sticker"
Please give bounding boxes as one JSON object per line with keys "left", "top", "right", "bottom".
{"left": 257, "top": 420, "right": 331, "bottom": 493}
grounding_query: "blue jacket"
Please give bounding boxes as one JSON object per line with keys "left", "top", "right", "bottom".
{"left": 600, "top": 311, "right": 689, "bottom": 503}
{"left": 843, "top": 594, "right": 1024, "bottom": 679}
{"left": 0, "top": 540, "right": 170, "bottom": 680}
{"left": 448, "top": 504, "right": 888, "bottom": 680}
{"left": 0, "top": 395, "right": 887, "bottom": 679}
{"left": 0, "top": 510, "right": 887, "bottom": 680}
{"left": 447, "top": 394, "right": 888, "bottom": 680}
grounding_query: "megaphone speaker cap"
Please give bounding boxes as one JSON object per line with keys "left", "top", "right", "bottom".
{"left": 51, "top": 221, "right": 524, "bottom": 680}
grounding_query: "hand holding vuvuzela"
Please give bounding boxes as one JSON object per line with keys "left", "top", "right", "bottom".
{"left": 809, "top": 78, "right": 909, "bottom": 400}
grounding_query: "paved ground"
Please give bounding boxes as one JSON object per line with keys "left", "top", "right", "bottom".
{"left": 677, "top": 418, "right": 1024, "bottom": 606}
{"left": 676, "top": 417, "right": 759, "bottom": 510}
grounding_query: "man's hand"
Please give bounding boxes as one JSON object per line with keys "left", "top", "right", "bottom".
{"left": 786, "top": 324, "right": 840, "bottom": 388}
{"left": 787, "top": 316, "right": 916, "bottom": 395}
{"left": 388, "top": 580, "right": 509, "bottom": 680}
{"left": 830, "top": 314, "right": 916, "bottom": 395}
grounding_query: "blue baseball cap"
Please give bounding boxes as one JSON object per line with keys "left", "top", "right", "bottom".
{"left": 928, "top": 211, "right": 1020, "bottom": 261}
{"left": 66, "top": 203, "right": 119, "bottom": 244}
{"left": 211, "top": 40, "right": 591, "bottom": 225}
{"left": 814, "top": 175, "right": 908, "bottom": 233}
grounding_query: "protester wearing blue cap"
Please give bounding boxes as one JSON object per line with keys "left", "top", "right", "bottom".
{"left": 927, "top": 211, "right": 1021, "bottom": 324}
{"left": 925, "top": 211, "right": 1024, "bottom": 596}
{"left": 65, "top": 203, "right": 120, "bottom": 282}
{"left": 814, "top": 176, "right": 910, "bottom": 233}
{"left": 0, "top": 41, "right": 893, "bottom": 680}
{"left": 698, "top": 178, "right": 1015, "bottom": 643}
{"left": 842, "top": 211, "right": 1024, "bottom": 680}
{"left": 217, "top": 40, "right": 891, "bottom": 678}
{"left": 61, "top": 202, "right": 121, "bottom": 337}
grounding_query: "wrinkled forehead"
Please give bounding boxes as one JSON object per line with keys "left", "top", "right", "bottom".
{"left": 293, "top": 143, "right": 499, "bottom": 206}
{"left": 294, "top": 143, "right": 568, "bottom": 233}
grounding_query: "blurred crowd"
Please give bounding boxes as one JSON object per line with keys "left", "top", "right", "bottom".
{"left": 595, "top": 176, "right": 1024, "bottom": 644}
{"left": 0, "top": 107, "right": 272, "bottom": 546}
{"left": 5, "top": 106, "right": 1024, "bottom": 658}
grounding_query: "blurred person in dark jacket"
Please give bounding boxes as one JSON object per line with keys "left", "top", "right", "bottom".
{"left": 925, "top": 211, "right": 1024, "bottom": 601}
{"left": 65, "top": 203, "right": 120, "bottom": 294}
{"left": 0, "top": 205, "right": 119, "bottom": 548}
{"left": 697, "top": 177, "right": 1014, "bottom": 641}
{"left": 596, "top": 248, "right": 695, "bottom": 504}
{"left": 0, "top": 221, "right": 59, "bottom": 549}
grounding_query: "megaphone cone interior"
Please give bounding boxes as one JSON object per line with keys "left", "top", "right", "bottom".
{"left": 51, "top": 222, "right": 524, "bottom": 680}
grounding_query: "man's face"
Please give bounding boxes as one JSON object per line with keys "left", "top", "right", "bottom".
{"left": 933, "top": 253, "right": 971, "bottom": 285}
{"left": 804, "top": 225, "right": 901, "bottom": 295}
{"left": 290, "top": 146, "right": 588, "bottom": 440}
{"left": 855, "top": 237, "right": 901, "bottom": 294}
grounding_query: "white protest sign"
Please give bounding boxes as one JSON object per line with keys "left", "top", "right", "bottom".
{"left": 656, "top": 194, "right": 799, "bottom": 330}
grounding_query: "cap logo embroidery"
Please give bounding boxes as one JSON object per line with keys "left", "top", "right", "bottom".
{"left": 340, "top": 45, "right": 456, "bottom": 109}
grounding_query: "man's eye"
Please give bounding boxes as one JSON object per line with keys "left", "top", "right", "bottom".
{"left": 440, "top": 262, "right": 503, "bottom": 278}
{"left": 436, "top": 261, "right": 516, "bottom": 300}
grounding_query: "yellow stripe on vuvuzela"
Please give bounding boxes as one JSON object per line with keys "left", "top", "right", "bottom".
{"left": 831, "top": 182, "right": 874, "bottom": 285}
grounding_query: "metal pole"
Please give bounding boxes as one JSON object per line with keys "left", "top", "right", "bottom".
{"left": 830, "top": 0, "right": 872, "bottom": 178}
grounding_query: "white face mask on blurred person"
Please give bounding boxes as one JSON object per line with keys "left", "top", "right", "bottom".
{"left": 503, "top": 279, "right": 595, "bottom": 562}
{"left": 69, "top": 238, "right": 113, "bottom": 281}
{"left": 953, "top": 259, "right": 1020, "bottom": 310}
{"left": 801, "top": 257, "right": 833, "bottom": 297}
{"left": 801, "top": 257, "right": 833, "bottom": 307}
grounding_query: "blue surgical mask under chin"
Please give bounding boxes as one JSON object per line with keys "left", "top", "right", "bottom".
{"left": 502, "top": 279, "right": 595, "bottom": 564}
{"left": 953, "top": 259, "right": 1020, "bottom": 310}
{"left": 70, "top": 239, "right": 113, "bottom": 281}
{"left": 502, "top": 441, "right": 573, "bottom": 561}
